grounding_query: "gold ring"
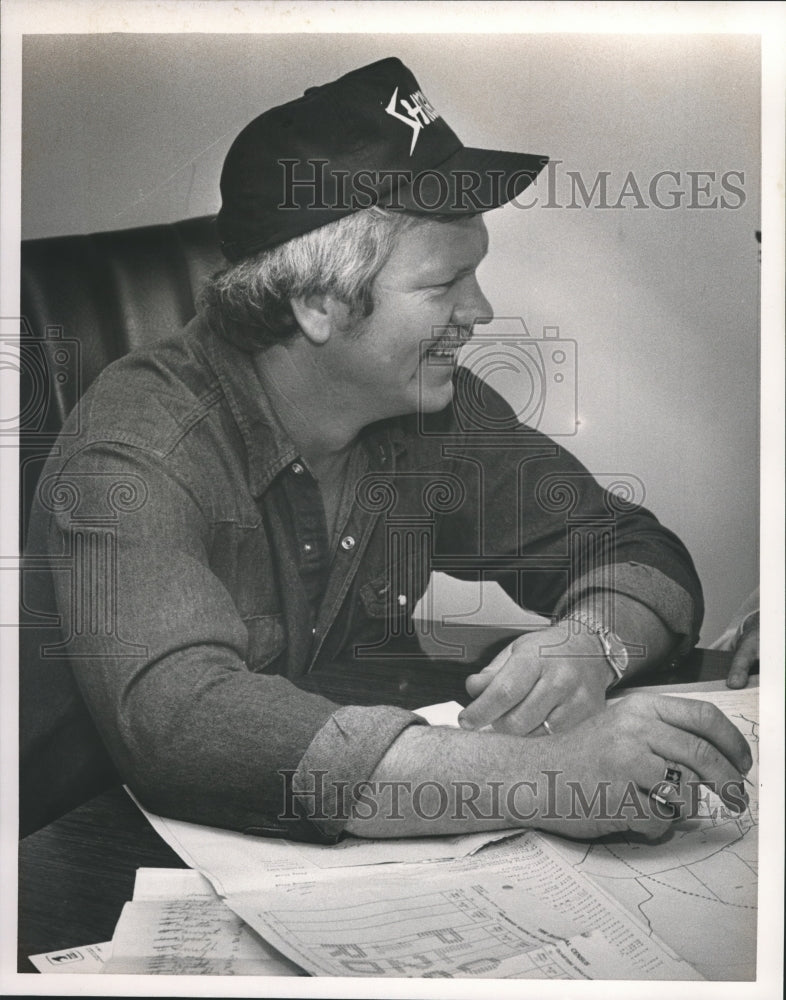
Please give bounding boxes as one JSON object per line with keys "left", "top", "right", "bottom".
{"left": 542, "top": 719, "right": 554, "bottom": 736}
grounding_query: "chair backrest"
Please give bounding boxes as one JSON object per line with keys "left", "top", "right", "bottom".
{"left": 20, "top": 215, "right": 224, "bottom": 527}
{"left": 19, "top": 216, "right": 224, "bottom": 836}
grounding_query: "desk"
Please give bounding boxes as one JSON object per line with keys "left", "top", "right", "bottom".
{"left": 17, "top": 645, "right": 746, "bottom": 974}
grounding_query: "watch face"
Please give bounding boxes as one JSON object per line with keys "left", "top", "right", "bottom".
{"left": 607, "top": 632, "right": 629, "bottom": 674}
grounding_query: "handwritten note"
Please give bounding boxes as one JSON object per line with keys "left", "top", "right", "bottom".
{"left": 101, "top": 897, "right": 301, "bottom": 976}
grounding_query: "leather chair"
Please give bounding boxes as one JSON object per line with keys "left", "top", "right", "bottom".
{"left": 19, "top": 216, "right": 224, "bottom": 836}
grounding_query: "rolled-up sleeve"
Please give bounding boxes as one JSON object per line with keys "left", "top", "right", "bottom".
{"left": 291, "top": 706, "right": 428, "bottom": 841}
{"left": 554, "top": 562, "right": 701, "bottom": 655}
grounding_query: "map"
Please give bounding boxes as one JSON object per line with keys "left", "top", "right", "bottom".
{"left": 546, "top": 687, "right": 759, "bottom": 981}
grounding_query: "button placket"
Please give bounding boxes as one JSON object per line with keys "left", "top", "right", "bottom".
{"left": 306, "top": 509, "right": 379, "bottom": 672}
{"left": 280, "top": 462, "right": 330, "bottom": 625}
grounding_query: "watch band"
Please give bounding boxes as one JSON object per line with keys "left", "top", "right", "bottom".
{"left": 560, "top": 610, "right": 630, "bottom": 689}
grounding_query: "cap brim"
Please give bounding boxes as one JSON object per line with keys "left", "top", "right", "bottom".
{"left": 220, "top": 145, "right": 550, "bottom": 259}
{"left": 394, "top": 146, "right": 549, "bottom": 214}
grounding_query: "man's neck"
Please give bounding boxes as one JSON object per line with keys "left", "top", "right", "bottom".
{"left": 252, "top": 342, "right": 366, "bottom": 472}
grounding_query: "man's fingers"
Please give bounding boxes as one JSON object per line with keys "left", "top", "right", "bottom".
{"left": 612, "top": 771, "right": 675, "bottom": 840}
{"left": 642, "top": 762, "right": 712, "bottom": 821}
{"left": 464, "top": 665, "right": 499, "bottom": 698}
{"left": 464, "top": 645, "right": 513, "bottom": 698}
{"left": 488, "top": 678, "right": 561, "bottom": 736}
{"left": 459, "top": 657, "right": 540, "bottom": 730}
{"left": 645, "top": 717, "right": 749, "bottom": 814}
{"left": 529, "top": 700, "right": 572, "bottom": 737}
{"left": 727, "top": 633, "right": 758, "bottom": 689}
{"left": 636, "top": 694, "right": 753, "bottom": 775}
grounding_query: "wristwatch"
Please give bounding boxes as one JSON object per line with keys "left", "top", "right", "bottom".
{"left": 560, "top": 611, "right": 630, "bottom": 689}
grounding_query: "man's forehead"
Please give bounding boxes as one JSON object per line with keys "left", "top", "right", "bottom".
{"left": 391, "top": 216, "right": 489, "bottom": 272}
{"left": 393, "top": 215, "right": 488, "bottom": 260}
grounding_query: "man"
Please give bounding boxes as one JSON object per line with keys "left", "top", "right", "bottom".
{"left": 26, "top": 58, "right": 751, "bottom": 842}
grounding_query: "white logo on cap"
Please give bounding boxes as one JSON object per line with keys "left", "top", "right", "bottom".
{"left": 385, "top": 87, "right": 440, "bottom": 155}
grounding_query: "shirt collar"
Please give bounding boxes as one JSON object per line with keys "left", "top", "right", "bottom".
{"left": 190, "top": 313, "right": 408, "bottom": 496}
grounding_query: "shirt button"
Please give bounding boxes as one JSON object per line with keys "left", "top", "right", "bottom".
{"left": 398, "top": 594, "right": 408, "bottom": 607}
{"left": 291, "top": 462, "right": 305, "bottom": 475}
{"left": 311, "top": 627, "right": 317, "bottom": 635}
{"left": 340, "top": 535, "right": 356, "bottom": 552}
{"left": 303, "top": 542, "right": 313, "bottom": 554}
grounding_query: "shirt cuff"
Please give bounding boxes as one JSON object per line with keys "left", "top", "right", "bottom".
{"left": 554, "top": 561, "right": 699, "bottom": 655}
{"left": 291, "top": 705, "right": 428, "bottom": 842}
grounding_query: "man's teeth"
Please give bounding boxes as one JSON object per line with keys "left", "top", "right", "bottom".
{"left": 429, "top": 340, "right": 461, "bottom": 357}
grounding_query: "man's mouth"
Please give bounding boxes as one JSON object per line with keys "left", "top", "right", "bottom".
{"left": 423, "top": 330, "right": 470, "bottom": 362}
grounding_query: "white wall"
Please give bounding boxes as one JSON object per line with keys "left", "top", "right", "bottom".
{"left": 21, "top": 33, "right": 760, "bottom": 643}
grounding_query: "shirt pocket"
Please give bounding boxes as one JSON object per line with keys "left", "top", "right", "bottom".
{"left": 243, "top": 613, "right": 287, "bottom": 672}
{"left": 358, "top": 558, "right": 421, "bottom": 622}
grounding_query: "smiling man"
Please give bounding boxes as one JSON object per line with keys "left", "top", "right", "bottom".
{"left": 27, "top": 58, "right": 751, "bottom": 842}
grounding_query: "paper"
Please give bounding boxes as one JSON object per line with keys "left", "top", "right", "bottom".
{"left": 131, "top": 866, "right": 216, "bottom": 900}
{"left": 133, "top": 796, "right": 521, "bottom": 896}
{"left": 100, "top": 867, "right": 301, "bottom": 976}
{"left": 28, "top": 942, "right": 110, "bottom": 974}
{"left": 226, "top": 833, "right": 701, "bottom": 980}
{"left": 128, "top": 688, "right": 757, "bottom": 979}
{"left": 413, "top": 700, "right": 465, "bottom": 726}
{"left": 101, "top": 898, "right": 301, "bottom": 975}
{"left": 549, "top": 685, "right": 759, "bottom": 980}
{"left": 27, "top": 870, "right": 216, "bottom": 974}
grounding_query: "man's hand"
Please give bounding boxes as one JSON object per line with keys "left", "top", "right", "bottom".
{"left": 459, "top": 624, "right": 611, "bottom": 736}
{"left": 531, "top": 693, "right": 752, "bottom": 840}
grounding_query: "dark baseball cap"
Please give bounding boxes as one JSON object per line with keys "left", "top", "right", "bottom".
{"left": 217, "top": 57, "right": 549, "bottom": 261}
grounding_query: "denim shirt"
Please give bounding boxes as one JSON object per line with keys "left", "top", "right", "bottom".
{"left": 25, "top": 313, "right": 703, "bottom": 842}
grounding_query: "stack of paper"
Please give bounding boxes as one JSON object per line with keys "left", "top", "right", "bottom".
{"left": 31, "top": 868, "right": 302, "bottom": 976}
{"left": 100, "top": 868, "right": 301, "bottom": 975}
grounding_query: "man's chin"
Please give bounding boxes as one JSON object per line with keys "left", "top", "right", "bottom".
{"left": 416, "top": 377, "right": 455, "bottom": 414}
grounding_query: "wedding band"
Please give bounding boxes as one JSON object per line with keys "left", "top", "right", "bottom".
{"left": 542, "top": 719, "right": 554, "bottom": 736}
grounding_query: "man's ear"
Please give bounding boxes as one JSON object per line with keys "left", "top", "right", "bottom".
{"left": 290, "top": 294, "right": 331, "bottom": 345}
{"left": 291, "top": 294, "right": 353, "bottom": 345}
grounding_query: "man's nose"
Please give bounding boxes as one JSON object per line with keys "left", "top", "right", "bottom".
{"left": 455, "top": 277, "right": 493, "bottom": 332}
